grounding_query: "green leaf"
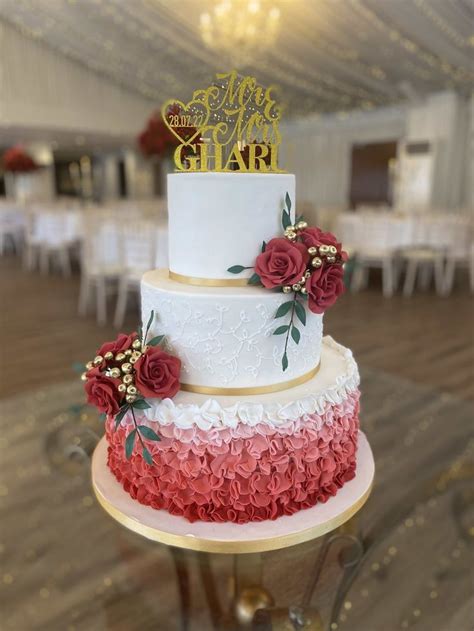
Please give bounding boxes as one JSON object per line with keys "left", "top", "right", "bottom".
{"left": 142, "top": 447, "right": 153, "bottom": 465}
{"left": 98, "top": 413, "right": 106, "bottom": 422}
{"left": 138, "top": 425, "right": 161, "bottom": 441}
{"left": 273, "top": 325, "right": 290, "bottom": 335}
{"left": 132, "top": 399, "right": 151, "bottom": 410}
{"left": 275, "top": 301, "right": 294, "bottom": 318}
{"left": 146, "top": 310, "right": 154, "bottom": 332}
{"left": 227, "top": 265, "right": 246, "bottom": 274}
{"left": 282, "top": 210, "right": 292, "bottom": 230}
{"left": 282, "top": 352, "right": 289, "bottom": 371}
{"left": 125, "top": 429, "right": 137, "bottom": 460}
{"left": 248, "top": 272, "right": 262, "bottom": 285}
{"left": 147, "top": 335, "right": 164, "bottom": 347}
{"left": 261, "top": 241, "right": 267, "bottom": 253}
{"left": 291, "top": 326, "right": 301, "bottom": 344}
{"left": 295, "top": 301, "right": 307, "bottom": 325}
{"left": 143, "top": 310, "right": 155, "bottom": 342}
{"left": 115, "top": 405, "right": 129, "bottom": 429}
{"left": 285, "top": 192, "right": 291, "bottom": 213}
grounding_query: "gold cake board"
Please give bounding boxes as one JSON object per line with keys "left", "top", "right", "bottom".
{"left": 91, "top": 432, "right": 374, "bottom": 554}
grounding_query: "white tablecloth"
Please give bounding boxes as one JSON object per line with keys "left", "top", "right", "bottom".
{"left": 336, "top": 212, "right": 472, "bottom": 255}
{"left": 26, "top": 206, "right": 169, "bottom": 268}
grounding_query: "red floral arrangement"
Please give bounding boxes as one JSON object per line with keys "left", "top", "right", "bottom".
{"left": 82, "top": 311, "right": 181, "bottom": 463}
{"left": 228, "top": 192, "right": 347, "bottom": 370}
{"left": 2, "top": 146, "right": 38, "bottom": 173}
{"left": 138, "top": 105, "right": 198, "bottom": 158}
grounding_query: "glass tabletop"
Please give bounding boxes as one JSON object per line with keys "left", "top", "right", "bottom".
{"left": 0, "top": 368, "right": 472, "bottom": 631}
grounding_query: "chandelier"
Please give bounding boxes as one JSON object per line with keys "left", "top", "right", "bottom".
{"left": 200, "top": 0, "right": 281, "bottom": 67}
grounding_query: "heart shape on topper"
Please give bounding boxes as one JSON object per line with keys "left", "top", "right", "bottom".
{"left": 161, "top": 99, "right": 210, "bottom": 145}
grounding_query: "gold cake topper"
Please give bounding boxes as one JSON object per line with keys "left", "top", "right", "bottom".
{"left": 161, "top": 71, "right": 284, "bottom": 173}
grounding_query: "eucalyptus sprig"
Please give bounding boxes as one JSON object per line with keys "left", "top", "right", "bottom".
{"left": 114, "top": 308, "right": 165, "bottom": 464}
{"left": 273, "top": 292, "right": 307, "bottom": 371}
{"left": 140, "top": 310, "right": 165, "bottom": 349}
{"left": 125, "top": 405, "right": 161, "bottom": 465}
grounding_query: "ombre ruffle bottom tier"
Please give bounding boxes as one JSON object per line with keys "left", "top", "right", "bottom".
{"left": 105, "top": 389, "right": 360, "bottom": 524}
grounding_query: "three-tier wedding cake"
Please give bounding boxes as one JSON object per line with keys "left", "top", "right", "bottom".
{"left": 84, "top": 72, "right": 360, "bottom": 524}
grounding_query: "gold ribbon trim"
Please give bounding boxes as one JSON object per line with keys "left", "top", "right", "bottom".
{"left": 169, "top": 270, "right": 249, "bottom": 287}
{"left": 180, "top": 363, "right": 320, "bottom": 396}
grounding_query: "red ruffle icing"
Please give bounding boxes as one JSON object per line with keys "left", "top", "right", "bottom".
{"left": 105, "top": 392, "right": 360, "bottom": 523}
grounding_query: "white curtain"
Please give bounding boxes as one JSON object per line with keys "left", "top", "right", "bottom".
{"left": 0, "top": 20, "right": 156, "bottom": 137}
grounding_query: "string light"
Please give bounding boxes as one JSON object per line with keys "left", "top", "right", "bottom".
{"left": 199, "top": 0, "right": 281, "bottom": 68}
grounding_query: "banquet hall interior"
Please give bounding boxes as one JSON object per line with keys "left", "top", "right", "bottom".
{"left": 0, "top": 1, "right": 473, "bottom": 630}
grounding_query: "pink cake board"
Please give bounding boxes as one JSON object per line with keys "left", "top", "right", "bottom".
{"left": 92, "top": 432, "right": 374, "bottom": 554}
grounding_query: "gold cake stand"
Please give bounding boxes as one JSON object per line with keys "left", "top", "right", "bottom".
{"left": 92, "top": 433, "right": 374, "bottom": 629}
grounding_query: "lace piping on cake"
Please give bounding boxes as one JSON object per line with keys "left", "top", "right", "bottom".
{"left": 140, "top": 279, "right": 323, "bottom": 386}
{"left": 131, "top": 337, "right": 359, "bottom": 431}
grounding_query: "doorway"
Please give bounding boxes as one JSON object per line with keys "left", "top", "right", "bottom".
{"left": 350, "top": 141, "right": 398, "bottom": 208}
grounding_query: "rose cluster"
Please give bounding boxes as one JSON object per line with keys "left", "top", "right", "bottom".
{"left": 82, "top": 332, "right": 181, "bottom": 416}
{"left": 254, "top": 222, "right": 347, "bottom": 314}
{"left": 2, "top": 146, "right": 38, "bottom": 173}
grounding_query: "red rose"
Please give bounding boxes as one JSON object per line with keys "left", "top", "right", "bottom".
{"left": 301, "top": 227, "right": 348, "bottom": 262}
{"left": 255, "top": 238, "right": 309, "bottom": 289}
{"left": 305, "top": 264, "right": 345, "bottom": 314}
{"left": 134, "top": 348, "right": 181, "bottom": 399}
{"left": 85, "top": 369, "right": 122, "bottom": 415}
{"left": 97, "top": 333, "right": 137, "bottom": 359}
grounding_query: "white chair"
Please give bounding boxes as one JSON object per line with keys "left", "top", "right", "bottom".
{"left": 346, "top": 214, "right": 404, "bottom": 297}
{"left": 78, "top": 212, "right": 123, "bottom": 325}
{"left": 35, "top": 209, "right": 82, "bottom": 276}
{"left": 114, "top": 218, "right": 158, "bottom": 328}
{"left": 336, "top": 213, "right": 361, "bottom": 254}
{"left": 0, "top": 204, "right": 24, "bottom": 255}
{"left": 401, "top": 215, "right": 446, "bottom": 296}
{"left": 439, "top": 217, "right": 473, "bottom": 295}
{"left": 402, "top": 248, "right": 445, "bottom": 296}
{"left": 23, "top": 210, "right": 42, "bottom": 270}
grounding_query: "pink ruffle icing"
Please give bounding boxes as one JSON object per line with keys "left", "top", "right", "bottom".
{"left": 105, "top": 391, "right": 360, "bottom": 523}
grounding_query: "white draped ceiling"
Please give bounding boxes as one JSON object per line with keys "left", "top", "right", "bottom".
{"left": 0, "top": 0, "right": 473, "bottom": 116}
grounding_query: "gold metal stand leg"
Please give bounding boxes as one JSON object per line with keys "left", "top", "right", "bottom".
{"left": 233, "top": 553, "right": 274, "bottom": 627}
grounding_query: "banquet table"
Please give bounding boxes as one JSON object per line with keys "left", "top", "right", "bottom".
{"left": 1, "top": 367, "right": 472, "bottom": 630}
{"left": 24, "top": 206, "right": 170, "bottom": 269}
{"left": 336, "top": 212, "right": 472, "bottom": 254}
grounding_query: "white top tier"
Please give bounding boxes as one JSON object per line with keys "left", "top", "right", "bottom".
{"left": 168, "top": 172, "right": 295, "bottom": 281}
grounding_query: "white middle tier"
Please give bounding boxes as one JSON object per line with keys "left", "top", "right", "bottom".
{"left": 141, "top": 269, "right": 323, "bottom": 390}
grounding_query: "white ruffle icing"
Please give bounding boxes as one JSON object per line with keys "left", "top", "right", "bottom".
{"left": 135, "top": 337, "right": 359, "bottom": 431}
